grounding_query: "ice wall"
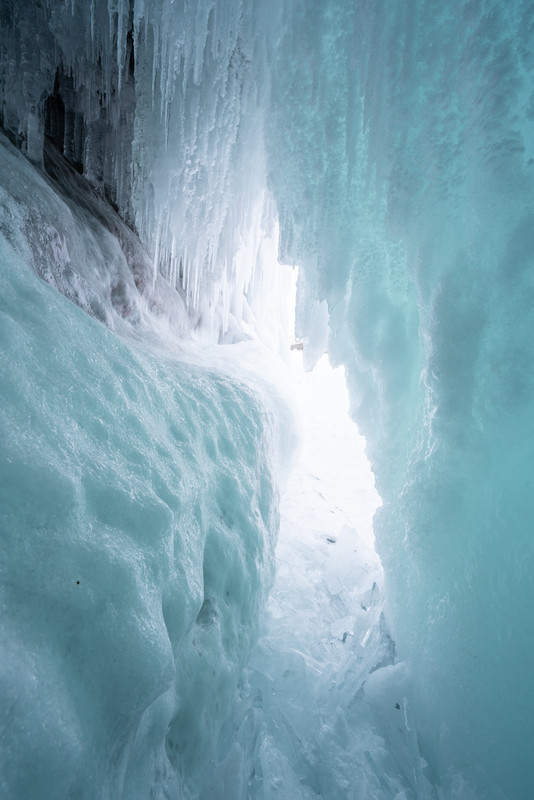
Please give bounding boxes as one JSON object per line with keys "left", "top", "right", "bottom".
{"left": 0, "top": 135, "right": 282, "bottom": 799}
{"left": 264, "top": 2, "right": 534, "bottom": 797}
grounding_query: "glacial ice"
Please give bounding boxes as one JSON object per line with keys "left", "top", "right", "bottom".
{"left": 0, "top": 135, "right": 287, "bottom": 799}
{"left": 267, "top": 5, "right": 534, "bottom": 797}
{"left": 2, "top": 0, "right": 534, "bottom": 798}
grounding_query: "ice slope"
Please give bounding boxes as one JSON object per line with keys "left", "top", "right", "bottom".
{"left": 0, "top": 143, "right": 283, "bottom": 800}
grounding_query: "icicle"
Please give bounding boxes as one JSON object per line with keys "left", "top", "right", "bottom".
{"left": 184, "top": 257, "right": 191, "bottom": 309}
{"left": 170, "top": 236, "right": 177, "bottom": 289}
{"left": 116, "top": 0, "right": 124, "bottom": 94}
{"left": 151, "top": 23, "right": 158, "bottom": 111}
{"left": 222, "top": 272, "right": 229, "bottom": 334}
{"left": 153, "top": 221, "right": 162, "bottom": 292}
{"left": 193, "top": 258, "right": 200, "bottom": 312}
{"left": 182, "top": 246, "right": 189, "bottom": 292}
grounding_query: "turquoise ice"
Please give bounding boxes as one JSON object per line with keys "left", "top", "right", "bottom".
{"left": 2, "top": 1, "right": 534, "bottom": 798}
{"left": 0, "top": 165, "right": 280, "bottom": 797}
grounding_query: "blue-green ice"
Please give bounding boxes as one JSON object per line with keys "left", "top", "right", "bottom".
{"left": 2, "top": 2, "right": 534, "bottom": 798}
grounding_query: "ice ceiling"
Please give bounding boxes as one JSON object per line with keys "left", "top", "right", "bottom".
{"left": 1, "top": 1, "right": 534, "bottom": 798}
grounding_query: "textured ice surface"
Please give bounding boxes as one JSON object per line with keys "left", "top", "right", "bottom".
{"left": 0, "top": 131, "right": 191, "bottom": 338}
{"left": 2, "top": 1, "right": 534, "bottom": 797}
{"left": 264, "top": 4, "right": 534, "bottom": 797}
{"left": 0, "top": 170, "right": 283, "bottom": 798}
{"left": 0, "top": 0, "right": 282, "bottom": 340}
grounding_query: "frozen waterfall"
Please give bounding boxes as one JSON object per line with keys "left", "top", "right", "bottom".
{"left": 2, "top": 1, "right": 534, "bottom": 798}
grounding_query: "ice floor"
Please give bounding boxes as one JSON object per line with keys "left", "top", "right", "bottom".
{"left": 267, "top": 351, "right": 383, "bottom": 667}
{"left": 213, "top": 352, "right": 426, "bottom": 799}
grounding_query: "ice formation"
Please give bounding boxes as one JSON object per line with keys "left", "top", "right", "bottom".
{"left": 0, "top": 137, "right": 287, "bottom": 798}
{"left": 1, "top": 1, "right": 534, "bottom": 798}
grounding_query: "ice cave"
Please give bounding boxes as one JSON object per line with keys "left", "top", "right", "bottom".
{"left": 1, "top": 1, "right": 533, "bottom": 798}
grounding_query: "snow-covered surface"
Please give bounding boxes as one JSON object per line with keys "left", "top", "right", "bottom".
{"left": 244, "top": 355, "right": 391, "bottom": 797}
